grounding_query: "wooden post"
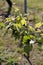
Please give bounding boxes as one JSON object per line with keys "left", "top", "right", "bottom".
{"left": 24, "top": 0, "right": 27, "bottom": 14}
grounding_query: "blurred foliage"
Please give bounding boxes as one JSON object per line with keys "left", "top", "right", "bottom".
{"left": 0, "top": 1, "right": 43, "bottom": 65}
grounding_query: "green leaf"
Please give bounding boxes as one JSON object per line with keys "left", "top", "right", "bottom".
{"left": 24, "top": 45, "right": 32, "bottom": 54}
{"left": 0, "top": 22, "right": 5, "bottom": 27}
{"left": 22, "top": 35, "right": 30, "bottom": 45}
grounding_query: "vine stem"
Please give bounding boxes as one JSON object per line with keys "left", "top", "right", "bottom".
{"left": 23, "top": 54, "right": 32, "bottom": 65}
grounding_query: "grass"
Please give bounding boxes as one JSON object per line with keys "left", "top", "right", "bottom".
{"left": 0, "top": 0, "right": 43, "bottom": 14}
{"left": 1, "top": 0, "right": 43, "bottom": 11}
{"left": 13, "top": 0, "right": 43, "bottom": 11}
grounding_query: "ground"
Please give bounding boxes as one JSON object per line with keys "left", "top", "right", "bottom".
{"left": 0, "top": 0, "right": 43, "bottom": 65}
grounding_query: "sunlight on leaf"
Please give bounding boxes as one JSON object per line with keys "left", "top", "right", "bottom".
{"left": 35, "top": 22, "right": 42, "bottom": 28}
{"left": 21, "top": 19, "right": 27, "bottom": 26}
